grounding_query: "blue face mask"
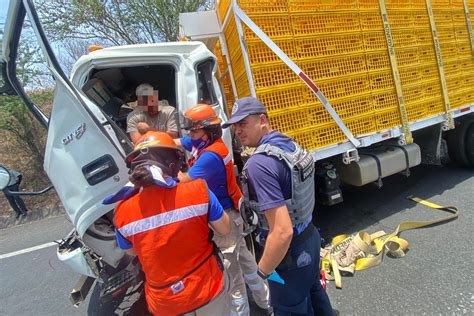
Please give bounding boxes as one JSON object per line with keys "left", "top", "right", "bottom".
{"left": 190, "top": 137, "right": 209, "bottom": 150}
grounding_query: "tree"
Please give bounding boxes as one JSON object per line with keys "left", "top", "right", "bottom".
{"left": 0, "top": 23, "right": 52, "bottom": 174}
{"left": 57, "top": 39, "right": 100, "bottom": 75}
{"left": 35, "top": 0, "right": 211, "bottom": 44}
{"left": 0, "top": 92, "right": 51, "bottom": 172}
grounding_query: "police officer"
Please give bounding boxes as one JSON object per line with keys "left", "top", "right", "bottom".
{"left": 223, "top": 97, "right": 334, "bottom": 315}
{"left": 105, "top": 131, "right": 231, "bottom": 315}
{"left": 175, "top": 104, "right": 271, "bottom": 315}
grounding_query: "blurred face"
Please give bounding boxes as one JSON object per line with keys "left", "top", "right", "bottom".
{"left": 188, "top": 128, "right": 207, "bottom": 141}
{"left": 233, "top": 114, "right": 267, "bottom": 147}
{"left": 137, "top": 91, "right": 159, "bottom": 115}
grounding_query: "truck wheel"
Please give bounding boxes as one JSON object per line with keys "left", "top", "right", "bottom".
{"left": 445, "top": 118, "right": 474, "bottom": 167}
{"left": 466, "top": 123, "right": 474, "bottom": 166}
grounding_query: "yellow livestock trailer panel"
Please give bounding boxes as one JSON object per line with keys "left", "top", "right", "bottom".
{"left": 216, "top": 0, "right": 474, "bottom": 152}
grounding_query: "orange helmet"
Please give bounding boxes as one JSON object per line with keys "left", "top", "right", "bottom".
{"left": 126, "top": 131, "right": 182, "bottom": 166}
{"left": 183, "top": 104, "right": 222, "bottom": 130}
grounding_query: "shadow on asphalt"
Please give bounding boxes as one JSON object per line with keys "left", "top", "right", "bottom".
{"left": 315, "top": 164, "right": 471, "bottom": 243}
{"left": 87, "top": 280, "right": 149, "bottom": 316}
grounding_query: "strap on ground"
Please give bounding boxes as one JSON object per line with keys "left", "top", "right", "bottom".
{"left": 320, "top": 196, "right": 458, "bottom": 289}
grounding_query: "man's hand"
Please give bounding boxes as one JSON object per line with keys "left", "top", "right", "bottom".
{"left": 178, "top": 171, "right": 193, "bottom": 183}
{"left": 137, "top": 122, "right": 151, "bottom": 134}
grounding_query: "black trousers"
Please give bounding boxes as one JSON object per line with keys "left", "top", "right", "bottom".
{"left": 4, "top": 183, "right": 28, "bottom": 216}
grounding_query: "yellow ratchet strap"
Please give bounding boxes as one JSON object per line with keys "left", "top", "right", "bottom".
{"left": 321, "top": 196, "right": 458, "bottom": 289}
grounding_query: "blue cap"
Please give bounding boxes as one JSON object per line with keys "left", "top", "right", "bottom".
{"left": 222, "top": 97, "right": 267, "bottom": 128}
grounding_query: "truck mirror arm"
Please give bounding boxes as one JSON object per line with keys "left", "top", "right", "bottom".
{"left": 5, "top": 185, "right": 54, "bottom": 196}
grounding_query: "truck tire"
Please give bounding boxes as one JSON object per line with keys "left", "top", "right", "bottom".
{"left": 446, "top": 118, "right": 474, "bottom": 167}
{"left": 466, "top": 123, "right": 474, "bottom": 166}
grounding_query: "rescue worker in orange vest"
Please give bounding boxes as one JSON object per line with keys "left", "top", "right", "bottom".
{"left": 105, "top": 131, "right": 232, "bottom": 315}
{"left": 175, "top": 104, "right": 271, "bottom": 315}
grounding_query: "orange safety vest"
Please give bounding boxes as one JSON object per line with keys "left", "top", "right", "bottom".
{"left": 189, "top": 138, "right": 243, "bottom": 210}
{"left": 114, "top": 179, "right": 223, "bottom": 315}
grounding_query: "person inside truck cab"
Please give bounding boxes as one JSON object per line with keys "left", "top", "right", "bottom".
{"left": 174, "top": 104, "right": 272, "bottom": 315}
{"left": 126, "top": 83, "right": 179, "bottom": 142}
{"left": 223, "top": 97, "right": 334, "bottom": 316}
{"left": 105, "top": 131, "right": 231, "bottom": 315}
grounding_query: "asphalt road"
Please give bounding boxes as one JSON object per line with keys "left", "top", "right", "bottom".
{"left": 0, "top": 164, "right": 472, "bottom": 315}
{"left": 320, "top": 164, "right": 474, "bottom": 315}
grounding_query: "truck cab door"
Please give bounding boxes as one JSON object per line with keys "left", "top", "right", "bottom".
{"left": 1, "top": 0, "right": 132, "bottom": 237}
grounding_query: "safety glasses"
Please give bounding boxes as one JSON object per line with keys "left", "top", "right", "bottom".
{"left": 182, "top": 115, "right": 218, "bottom": 130}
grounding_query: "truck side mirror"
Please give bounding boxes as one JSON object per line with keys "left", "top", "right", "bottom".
{"left": 0, "top": 166, "right": 11, "bottom": 190}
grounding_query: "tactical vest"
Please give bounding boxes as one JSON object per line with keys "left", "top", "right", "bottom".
{"left": 242, "top": 142, "right": 315, "bottom": 229}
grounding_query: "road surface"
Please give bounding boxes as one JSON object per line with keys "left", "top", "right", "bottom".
{"left": 0, "top": 164, "right": 472, "bottom": 315}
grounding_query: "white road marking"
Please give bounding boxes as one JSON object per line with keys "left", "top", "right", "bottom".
{"left": 0, "top": 241, "right": 60, "bottom": 259}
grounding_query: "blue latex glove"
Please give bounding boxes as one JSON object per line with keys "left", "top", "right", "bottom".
{"left": 268, "top": 271, "right": 285, "bottom": 285}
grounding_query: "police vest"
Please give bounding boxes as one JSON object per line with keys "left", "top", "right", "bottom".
{"left": 189, "top": 138, "right": 243, "bottom": 210}
{"left": 242, "top": 142, "right": 315, "bottom": 230}
{"left": 114, "top": 179, "right": 223, "bottom": 315}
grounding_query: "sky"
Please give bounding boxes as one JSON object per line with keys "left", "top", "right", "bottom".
{"left": 1, "top": 0, "right": 13, "bottom": 49}
{"left": 0, "top": 0, "right": 10, "bottom": 24}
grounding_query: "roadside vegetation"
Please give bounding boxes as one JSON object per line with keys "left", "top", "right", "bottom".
{"left": 1, "top": 0, "right": 209, "bottom": 221}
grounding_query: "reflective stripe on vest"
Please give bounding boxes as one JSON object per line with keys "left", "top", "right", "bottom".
{"left": 114, "top": 179, "right": 223, "bottom": 315}
{"left": 118, "top": 202, "right": 209, "bottom": 237}
{"left": 191, "top": 138, "right": 243, "bottom": 210}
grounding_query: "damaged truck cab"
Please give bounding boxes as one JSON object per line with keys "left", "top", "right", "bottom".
{"left": 57, "top": 42, "right": 233, "bottom": 282}
{"left": 1, "top": 0, "right": 232, "bottom": 306}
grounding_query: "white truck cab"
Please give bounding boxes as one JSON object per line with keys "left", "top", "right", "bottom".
{"left": 64, "top": 41, "right": 232, "bottom": 236}
{"left": 1, "top": 0, "right": 232, "bottom": 306}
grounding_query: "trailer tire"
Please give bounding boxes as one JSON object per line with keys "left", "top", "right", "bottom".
{"left": 466, "top": 123, "right": 474, "bottom": 166}
{"left": 446, "top": 118, "right": 474, "bottom": 167}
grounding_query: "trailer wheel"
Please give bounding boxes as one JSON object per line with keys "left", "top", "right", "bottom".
{"left": 466, "top": 123, "right": 474, "bottom": 166}
{"left": 446, "top": 118, "right": 474, "bottom": 167}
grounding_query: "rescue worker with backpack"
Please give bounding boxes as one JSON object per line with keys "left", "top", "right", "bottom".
{"left": 175, "top": 104, "right": 271, "bottom": 315}
{"left": 223, "top": 97, "right": 334, "bottom": 315}
{"left": 104, "top": 131, "right": 232, "bottom": 315}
